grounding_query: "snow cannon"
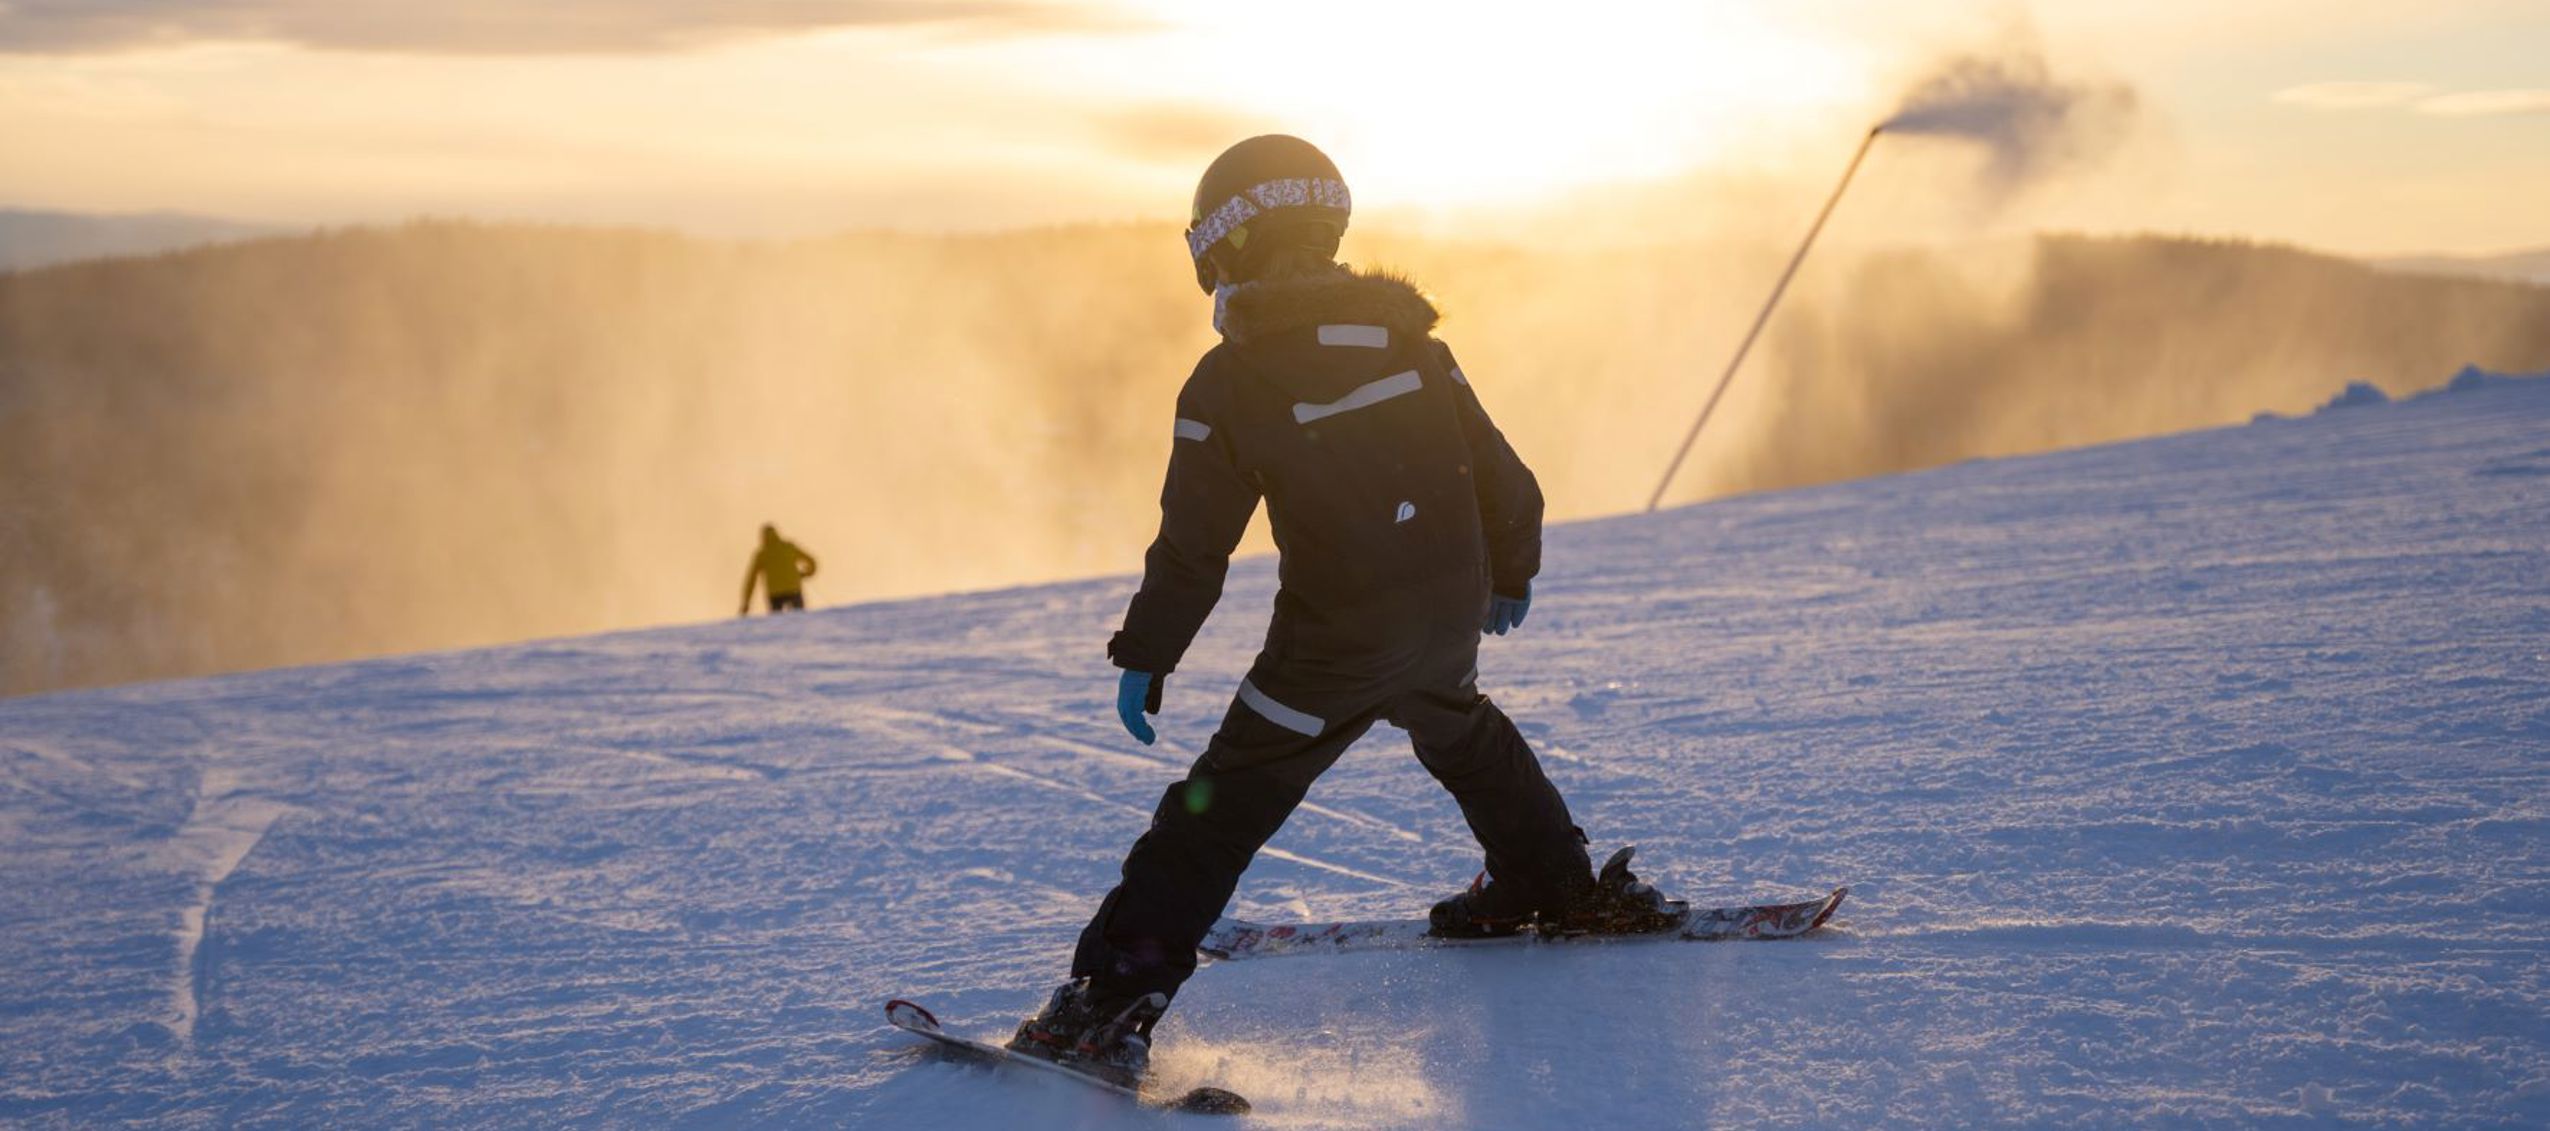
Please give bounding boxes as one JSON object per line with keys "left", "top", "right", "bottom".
{"left": 1646, "top": 124, "right": 1886, "bottom": 512}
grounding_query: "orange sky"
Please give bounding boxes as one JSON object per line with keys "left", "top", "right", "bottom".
{"left": 1, "top": 0, "right": 2545, "bottom": 255}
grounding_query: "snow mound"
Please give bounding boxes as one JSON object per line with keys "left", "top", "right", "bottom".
{"left": 2424, "top": 362, "right": 2550, "bottom": 398}
{"left": 2314, "top": 380, "right": 2391, "bottom": 412}
{"left": 2267, "top": 364, "right": 2550, "bottom": 423}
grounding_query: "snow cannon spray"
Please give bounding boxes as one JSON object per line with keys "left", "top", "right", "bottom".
{"left": 1872, "top": 41, "right": 2137, "bottom": 208}
{"left": 1644, "top": 34, "right": 2136, "bottom": 512}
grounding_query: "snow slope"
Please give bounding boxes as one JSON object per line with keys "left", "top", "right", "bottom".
{"left": 4, "top": 372, "right": 2547, "bottom": 1129}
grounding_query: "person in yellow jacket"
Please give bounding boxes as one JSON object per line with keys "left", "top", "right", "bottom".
{"left": 739, "top": 524, "right": 819, "bottom": 615}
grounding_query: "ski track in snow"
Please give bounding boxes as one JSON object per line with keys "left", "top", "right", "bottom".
{"left": 161, "top": 767, "right": 298, "bottom": 1044}
{"left": 2, "top": 375, "right": 2548, "bottom": 1128}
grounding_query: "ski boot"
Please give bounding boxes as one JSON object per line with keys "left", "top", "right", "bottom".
{"left": 1542, "top": 846, "right": 1687, "bottom": 936}
{"left": 1005, "top": 978, "right": 1168, "bottom": 1087}
{"left": 1428, "top": 867, "right": 1542, "bottom": 938}
{"left": 1429, "top": 846, "right": 1686, "bottom": 939}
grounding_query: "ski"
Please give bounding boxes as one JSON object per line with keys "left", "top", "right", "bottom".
{"left": 1200, "top": 886, "right": 1846, "bottom": 961}
{"left": 882, "top": 999, "right": 1251, "bottom": 1115}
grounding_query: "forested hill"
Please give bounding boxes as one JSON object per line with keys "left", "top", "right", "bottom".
{"left": 5, "top": 222, "right": 2547, "bottom": 695}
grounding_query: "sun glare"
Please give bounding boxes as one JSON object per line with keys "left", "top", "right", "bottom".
{"left": 1124, "top": 1, "right": 1867, "bottom": 210}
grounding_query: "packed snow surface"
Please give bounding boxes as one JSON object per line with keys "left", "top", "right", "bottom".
{"left": 5, "top": 374, "right": 2548, "bottom": 1129}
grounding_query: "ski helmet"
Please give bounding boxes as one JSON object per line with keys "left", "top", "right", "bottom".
{"left": 1186, "top": 135, "right": 1351, "bottom": 294}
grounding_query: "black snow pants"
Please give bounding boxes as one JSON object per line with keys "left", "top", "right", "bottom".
{"left": 1071, "top": 617, "right": 1590, "bottom": 1003}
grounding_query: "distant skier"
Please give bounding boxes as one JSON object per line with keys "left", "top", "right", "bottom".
{"left": 738, "top": 524, "right": 818, "bottom": 615}
{"left": 1008, "top": 136, "right": 1676, "bottom": 1082}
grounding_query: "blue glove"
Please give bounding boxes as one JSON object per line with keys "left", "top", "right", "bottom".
{"left": 1116, "top": 669, "right": 1163, "bottom": 746}
{"left": 1485, "top": 587, "right": 1532, "bottom": 636}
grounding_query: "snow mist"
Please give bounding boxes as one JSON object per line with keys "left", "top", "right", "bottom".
{"left": 8, "top": 229, "right": 2550, "bottom": 695}
{"left": 1880, "top": 33, "right": 2138, "bottom": 203}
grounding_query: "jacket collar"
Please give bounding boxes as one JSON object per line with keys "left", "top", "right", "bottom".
{"left": 1216, "top": 266, "right": 1440, "bottom": 344}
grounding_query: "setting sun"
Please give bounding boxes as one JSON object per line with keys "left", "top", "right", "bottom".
{"left": 1099, "top": 1, "right": 1870, "bottom": 208}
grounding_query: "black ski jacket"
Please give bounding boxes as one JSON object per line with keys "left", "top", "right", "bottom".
{"left": 1107, "top": 268, "right": 1543, "bottom": 676}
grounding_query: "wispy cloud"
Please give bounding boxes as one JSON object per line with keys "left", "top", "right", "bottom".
{"left": 2271, "top": 82, "right": 2433, "bottom": 110}
{"left": 2416, "top": 89, "right": 2550, "bottom": 117}
{"left": 2276, "top": 82, "right": 2550, "bottom": 118}
{"left": 0, "top": 0, "right": 1142, "bottom": 56}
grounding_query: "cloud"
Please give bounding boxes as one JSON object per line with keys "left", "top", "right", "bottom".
{"left": 0, "top": 0, "right": 1140, "bottom": 56}
{"left": 2271, "top": 82, "right": 2434, "bottom": 110}
{"left": 2415, "top": 89, "right": 2550, "bottom": 117}
{"left": 2272, "top": 83, "right": 2550, "bottom": 117}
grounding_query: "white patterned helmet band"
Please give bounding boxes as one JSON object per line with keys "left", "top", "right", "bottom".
{"left": 1185, "top": 177, "right": 1351, "bottom": 261}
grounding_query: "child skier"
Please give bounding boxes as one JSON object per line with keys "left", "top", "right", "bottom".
{"left": 1008, "top": 136, "right": 1675, "bottom": 1082}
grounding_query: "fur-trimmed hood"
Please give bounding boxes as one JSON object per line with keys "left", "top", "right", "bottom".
{"left": 1216, "top": 266, "right": 1439, "bottom": 344}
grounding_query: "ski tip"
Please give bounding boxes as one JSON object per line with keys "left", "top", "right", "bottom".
{"left": 1167, "top": 1086, "right": 1253, "bottom": 1115}
{"left": 883, "top": 999, "right": 941, "bottom": 1031}
{"left": 1811, "top": 887, "right": 1849, "bottom": 931}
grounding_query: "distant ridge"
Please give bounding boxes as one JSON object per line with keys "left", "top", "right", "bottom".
{"left": 0, "top": 208, "right": 293, "bottom": 272}
{"left": 2374, "top": 247, "right": 2550, "bottom": 286}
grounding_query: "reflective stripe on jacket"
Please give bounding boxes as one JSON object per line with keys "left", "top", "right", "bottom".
{"left": 1109, "top": 268, "right": 1542, "bottom": 675}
